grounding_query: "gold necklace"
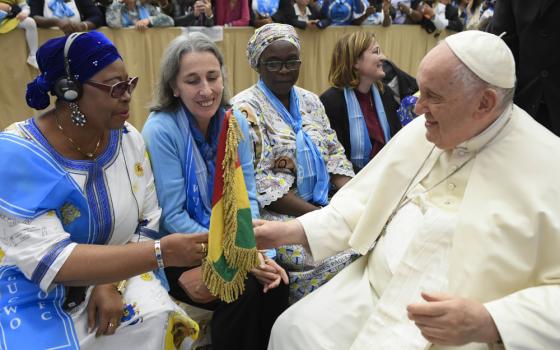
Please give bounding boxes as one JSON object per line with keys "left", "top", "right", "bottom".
{"left": 55, "top": 115, "right": 102, "bottom": 159}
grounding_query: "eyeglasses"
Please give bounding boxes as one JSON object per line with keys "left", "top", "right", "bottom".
{"left": 85, "top": 76, "right": 139, "bottom": 98}
{"left": 260, "top": 59, "right": 302, "bottom": 72}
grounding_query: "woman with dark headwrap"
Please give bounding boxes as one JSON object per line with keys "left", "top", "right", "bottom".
{"left": 0, "top": 31, "right": 205, "bottom": 349}
{"left": 232, "top": 23, "right": 357, "bottom": 303}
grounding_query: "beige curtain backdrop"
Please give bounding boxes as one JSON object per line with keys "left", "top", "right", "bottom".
{"left": 0, "top": 26, "right": 445, "bottom": 130}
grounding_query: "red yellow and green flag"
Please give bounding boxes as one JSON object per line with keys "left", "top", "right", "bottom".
{"left": 202, "top": 110, "right": 260, "bottom": 303}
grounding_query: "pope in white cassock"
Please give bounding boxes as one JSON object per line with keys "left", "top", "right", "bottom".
{"left": 254, "top": 30, "right": 560, "bottom": 350}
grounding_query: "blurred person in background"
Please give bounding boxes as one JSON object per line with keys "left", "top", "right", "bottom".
{"left": 0, "top": 0, "right": 39, "bottom": 68}
{"left": 30, "top": 0, "right": 103, "bottom": 33}
{"left": 171, "top": 0, "right": 213, "bottom": 26}
{"left": 214, "top": 0, "right": 249, "bottom": 26}
{"left": 356, "top": 0, "right": 391, "bottom": 26}
{"left": 106, "top": 0, "right": 173, "bottom": 30}
{"left": 318, "top": 0, "right": 366, "bottom": 26}
{"left": 490, "top": 0, "right": 560, "bottom": 136}
{"left": 399, "top": 0, "right": 463, "bottom": 33}
{"left": 252, "top": 0, "right": 319, "bottom": 29}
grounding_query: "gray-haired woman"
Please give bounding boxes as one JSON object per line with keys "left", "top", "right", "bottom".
{"left": 141, "top": 33, "right": 289, "bottom": 350}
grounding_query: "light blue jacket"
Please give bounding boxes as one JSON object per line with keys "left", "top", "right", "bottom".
{"left": 142, "top": 108, "right": 260, "bottom": 236}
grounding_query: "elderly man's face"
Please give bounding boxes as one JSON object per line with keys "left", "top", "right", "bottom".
{"left": 414, "top": 44, "right": 482, "bottom": 150}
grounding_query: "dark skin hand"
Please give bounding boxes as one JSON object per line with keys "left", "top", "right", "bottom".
{"left": 33, "top": 16, "right": 92, "bottom": 34}
{"left": 87, "top": 284, "right": 124, "bottom": 337}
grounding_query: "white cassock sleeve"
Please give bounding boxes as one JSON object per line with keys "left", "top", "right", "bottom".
{"left": 298, "top": 160, "right": 378, "bottom": 261}
{"left": 485, "top": 285, "right": 560, "bottom": 348}
{"left": 298, "top": 206, "right": 353, "bottom": 261}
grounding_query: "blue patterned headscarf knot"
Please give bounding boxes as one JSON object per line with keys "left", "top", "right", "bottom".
{"left": 246, "top": 23, "right": 300, "bottom": 71}
{"left": 25, "top": 31, "right": 122, "bottom": 110}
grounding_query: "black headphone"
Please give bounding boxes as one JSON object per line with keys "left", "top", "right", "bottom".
{"left": 53, "top": 32, "right": 85, "bottom": 102}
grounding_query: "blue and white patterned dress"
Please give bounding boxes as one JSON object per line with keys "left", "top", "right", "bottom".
{"left": 0, "top": 119, "right": 196, "bottom": 350}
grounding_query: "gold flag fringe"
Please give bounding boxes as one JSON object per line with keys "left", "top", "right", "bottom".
{"left": 202, "top": 113, "right": 260, "bottom": 303}
{"left": 202, "top": 258, "right": 248, "bottom": 303}
{"left": 221, "top": 116, "right": 259, "bottom": 270}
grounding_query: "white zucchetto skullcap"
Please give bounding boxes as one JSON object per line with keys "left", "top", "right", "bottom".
{"left": 445, "top": 31, "right": 516, "bottom": 89}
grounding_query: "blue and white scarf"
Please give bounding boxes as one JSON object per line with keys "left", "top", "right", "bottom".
{"left": 175, "top": 104, "right": 224, "bottom": 229}
{"left": 48, "top": 0, "right": 75, "bottom": 19}
{"left": 257, "top": 79, "right": 329, "bottom": 205}
{"left": 343, "top": 85, "right": 391, "bottom": 169}
{"left": 0, "top": 132, "right": 95, "bottom": 350}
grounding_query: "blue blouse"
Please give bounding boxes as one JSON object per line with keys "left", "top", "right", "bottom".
{"left": 142, "top": 108, "right": 260, "bottom": 236}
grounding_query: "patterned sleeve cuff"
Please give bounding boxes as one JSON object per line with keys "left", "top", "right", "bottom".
{"left": 327, "top": 159, "right": 355, "bottom": 178}
{"left": 256, "top": 174, "right": 295, "bottom": 207}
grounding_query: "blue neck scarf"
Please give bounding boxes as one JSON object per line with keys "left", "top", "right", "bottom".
{"left": 257, "top": 79, "right": 329, "bottom": 205}
{"left": 343, "top": 85, "right": 391, "bottom": 169}
{"left": 175, "top": 104, "right": 224, "bottom": 229}
{"left": 121, "top": 2, "right": 151, "bottom": 27}
{"left": 48, "top": 0, "right": 75, "bottom": 19}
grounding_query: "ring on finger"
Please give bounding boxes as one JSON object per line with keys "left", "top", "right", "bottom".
{"left": 200, "top": 242, "right": 207, "bottom": 254}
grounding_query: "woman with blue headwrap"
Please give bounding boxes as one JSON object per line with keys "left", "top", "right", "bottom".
{"left": 232, "top": 23, "right": 356, "bottom": 303}
{"left": 143, "top": 32, "right": 289, "bottom": 350}
{"left": 0, "top": 31, "right": 205, "bottom": 349}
